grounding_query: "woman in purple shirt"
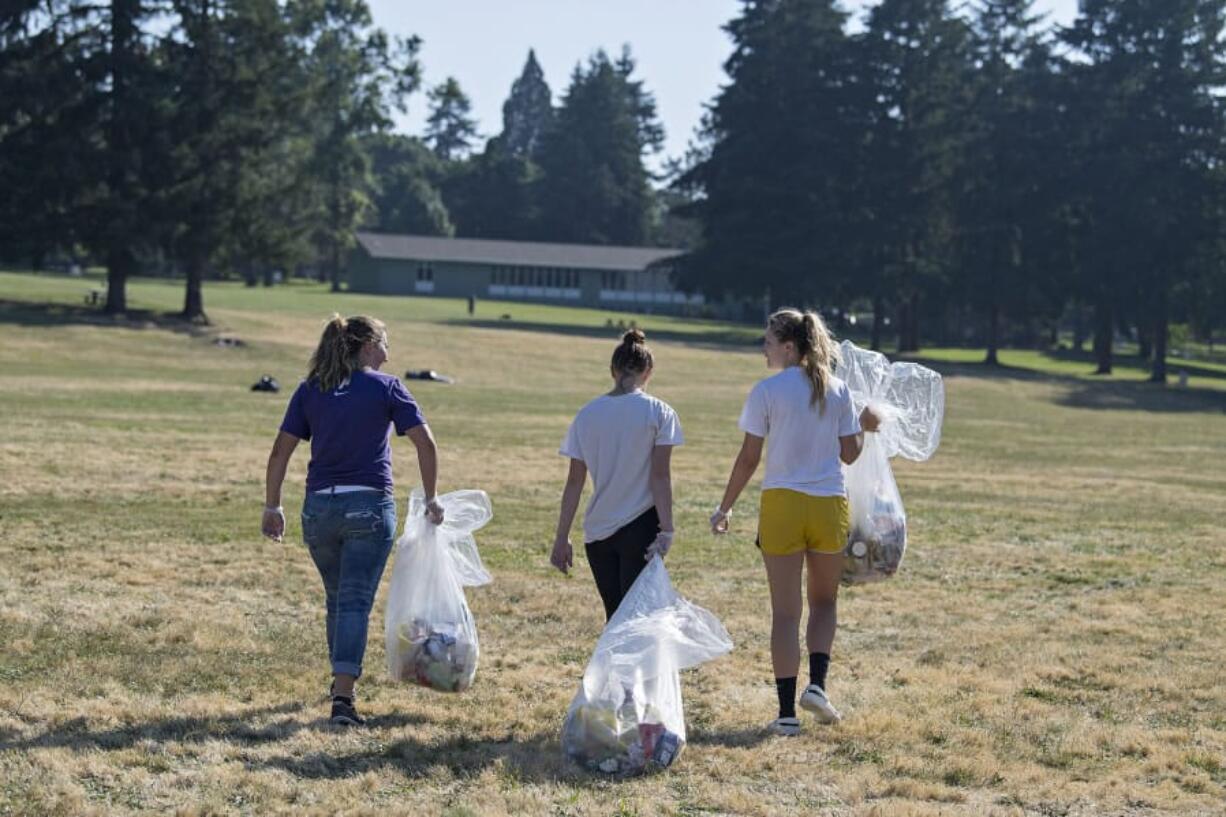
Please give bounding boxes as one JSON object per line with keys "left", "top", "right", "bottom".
{"left": 262, "top": 314, "right": 444, "bottom": 726}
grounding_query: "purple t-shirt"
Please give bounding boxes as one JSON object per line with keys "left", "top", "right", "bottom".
{"left": 279, "top": 369, "right": 426, "bottom": 494}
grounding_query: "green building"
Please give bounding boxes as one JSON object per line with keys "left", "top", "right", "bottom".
{"left": 349, "top": 232, "right": 703, "bottom": 315}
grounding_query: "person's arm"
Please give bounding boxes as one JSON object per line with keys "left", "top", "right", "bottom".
{"left": 645, "top": 445, "right": 676, "bottom": 558}
{"left": 407, "top": 423, "right": 444, "bottom": 524}
{"left": 840, "top": 405, "right": 882, "bottom": 465}
{"left": 711, "top": 433, "right": 764, "bottom": 533}
{"left": 262, "top": 431, "right": 300, "bottom": 541}
{"left": 551, "top": 458, "right": 587, "bottom": 574}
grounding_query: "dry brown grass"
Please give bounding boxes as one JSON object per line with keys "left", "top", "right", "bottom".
{"left": 1, "top": 275, "right": 1224, "bottom": 816}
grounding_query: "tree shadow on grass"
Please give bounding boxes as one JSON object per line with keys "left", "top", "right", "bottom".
{"left": 905, "top": 355, "right": 1226, "bottom": 414}
{"left": 0, "top": 702, "right": 423, "bottom": 754}
{"left": 0, "top": 298, "right": 212, "bottom": 334}
{"left": 446, "top": 317, "right": 759, "bottom": 351}
{"left": 687, "top": 725, "right": 772, "bottom": 750}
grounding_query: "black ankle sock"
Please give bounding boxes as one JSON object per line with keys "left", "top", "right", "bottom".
{"left": 332, "top": 694, "right": 353, "bottom": 705}
{"left": 810, "top": 652, "right": 830, "bottom": 691}
{"left": 775, "top": 676, "right": 797, "bottom": 719}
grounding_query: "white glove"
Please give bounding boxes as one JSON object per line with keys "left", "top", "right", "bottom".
{"left": 709, "top": 507, "right": 731, "bottom": 535}
{"left": 645, "top": 530, "right": 674, "bottom": 560}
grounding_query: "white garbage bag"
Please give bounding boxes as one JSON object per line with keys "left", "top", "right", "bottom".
{"left": 385, "top": 488, "right": 492, "bottom": 691}
{"left": 838, "top": 341, "right": 944, "bottom": 585}
{"left": 562, "top": 557, "right": 733, "bottom": 775}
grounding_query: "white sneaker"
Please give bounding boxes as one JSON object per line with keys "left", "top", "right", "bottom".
{"left": 767, "top": 716, "right": 801, "bottom": 736}
{"left": 799, "top": 684, "right": 842, "bottom": 724}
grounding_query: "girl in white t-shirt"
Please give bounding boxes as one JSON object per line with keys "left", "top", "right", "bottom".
{"left": 550, "top": 329, "right": 684, "bottom": 620}
{"left": 710, "top": 308, "right": 879, "bottom": 736}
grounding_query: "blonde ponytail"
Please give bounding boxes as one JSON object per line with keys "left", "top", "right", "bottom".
{"left": 767, "top": 307, "right": 840, "bottom": 412}
{"left": 306, "top": 313, "right": 386, "bottom": 392}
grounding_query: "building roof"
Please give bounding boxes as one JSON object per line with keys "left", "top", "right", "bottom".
{"left": 355, "top": 231, "right": 684, "bottom": 272}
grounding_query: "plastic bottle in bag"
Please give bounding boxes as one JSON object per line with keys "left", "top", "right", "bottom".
{"left": 561, "top": 557, "right": 732, "bottom": 775}
{"left": 385, "top": 488, "right": 492, "bottom": 692}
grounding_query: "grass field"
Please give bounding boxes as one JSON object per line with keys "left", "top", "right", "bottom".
{"left": 1, "top": 270, "right": 1224, "bottom": 817}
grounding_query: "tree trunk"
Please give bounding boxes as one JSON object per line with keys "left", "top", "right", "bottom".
{"left": 105, "top": 249, "right": 129, "bottom": 314}
{"left": 895, "top": 299, "right": 908, "bottom": 355}
{"left": 903, "top": 292, "right": 920, "bottom": 352}
{"left": 1093, "top": 296, "right": 1113, "bottom": 375}
{"left": 1136, "top": 322, "right": 1151, "bottom": 362}
{"left": 870, "top": 294, "right": 883, "bottom": 351}
{"left": 1150, "top": 293, "right": 1167, "bottom": 384}
{"left": 330, "top": 239, "right": 342, "bottom": 293}
{"left": 1073, "top": 302, "right": 1086, "bottom": 352}
{"left": 985, "top": 302, "right": 1000, "bottom": 365}
{"left": 105, "top": 0, "right": 138, "bottom": 316}
{"left": 182, "top": 252, "right": 207, "bottom": 322}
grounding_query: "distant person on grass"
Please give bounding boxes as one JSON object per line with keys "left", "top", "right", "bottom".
{"left": 550, "top": 329, "right": 683, "bottom": 620}
{"left": 262, "top": 314, "right": 444, "bottom": 726}
{"left": 710, "top": 308, "right": 880, "bottom": 736}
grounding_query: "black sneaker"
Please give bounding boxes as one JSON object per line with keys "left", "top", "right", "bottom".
{"left": 330, "top": 696, "right": 365, "bottom": 727}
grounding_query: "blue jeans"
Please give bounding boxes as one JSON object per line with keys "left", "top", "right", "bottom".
{"left": 301, "top": 490, "right": 397, "bottom": 679}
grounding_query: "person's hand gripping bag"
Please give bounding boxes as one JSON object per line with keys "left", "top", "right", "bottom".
{"left": 385, "top": 488, "right": 492, "bottom": 692}
{"left": 838, "top": 341, "right": 945, "bottom": 585}
{"left": 561, "top": 557, "right": 733, "bottom": 775}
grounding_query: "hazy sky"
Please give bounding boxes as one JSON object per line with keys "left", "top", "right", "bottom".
{"left": 369, "top": 0, "right": 1081, "bottom": 163}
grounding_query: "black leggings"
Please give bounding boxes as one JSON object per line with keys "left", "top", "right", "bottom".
{"left": 585, "top": 507, "right": 660, "bottom": 621}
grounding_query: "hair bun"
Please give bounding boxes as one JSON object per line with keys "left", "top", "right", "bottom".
{"left": 621, "top": 328, "right": 647, "bottom": 346}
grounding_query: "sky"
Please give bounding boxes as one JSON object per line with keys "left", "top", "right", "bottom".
{"left": 369, "top": 0, "right": 1081, "bottom": 165}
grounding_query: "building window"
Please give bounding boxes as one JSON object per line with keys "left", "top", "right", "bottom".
{"left": 417, "top": 263, "right": 433, "bottom": 282}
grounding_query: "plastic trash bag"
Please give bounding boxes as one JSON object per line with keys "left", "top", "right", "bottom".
{"left": 385, "top": 488, "right": 492, "bottom": 691}
{"left": 838, "top": 342, "right": 944, "bottom": 585}
{"left": 562, "top": 557, "right": 733, "bottom": 775}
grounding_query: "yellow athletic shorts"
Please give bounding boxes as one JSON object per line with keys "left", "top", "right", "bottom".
{"left": 757, "top": 489, "right": 849, "bottom": 556}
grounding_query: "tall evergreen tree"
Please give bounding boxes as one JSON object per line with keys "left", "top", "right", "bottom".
{"left": 959, "top": 0, "right": 1053, "bottom": 364}
{"left": 536, "top": 48, "right": 663, "bottom": 245}
{"left": 425, "top": 76, "right": 477, "bottom": 161}
{"left": 498, "top": 49, "right": 553, "bottom": 160}
{"left": 679, "top": 0, "right": 867, "bottom": 306}
{"left": 1063, "top": 0, "right": 1226, "bottom": 380}
{"left": 863, "top": 0, "right": 975, "bottom": 352}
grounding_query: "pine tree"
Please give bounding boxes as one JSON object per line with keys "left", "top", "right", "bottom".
{"left": 425, "top": 76, "right": 477, "bottom": 161}
{"left": 679, "top": 0, "right": 864, "bottom": 306}
{"left": 498, "top": 49, "right": 553, "bottom": 160}
{"left": 536, "top": 48, "right": 663, "bottom": 245}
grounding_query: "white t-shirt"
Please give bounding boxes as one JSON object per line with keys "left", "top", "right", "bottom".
{"left": 738, "top": 367, "right": 861, "bottom": 497}
{"left": 560, "top": 391, "right": 684, "bottom": 542}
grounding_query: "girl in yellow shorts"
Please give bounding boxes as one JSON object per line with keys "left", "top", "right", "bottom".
{"left": 710, "top": 308, "right": 879, "bottom": 736}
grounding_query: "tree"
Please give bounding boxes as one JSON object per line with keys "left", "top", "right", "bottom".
{"left": 679, "top": 0, "right": 867, "bottom": 306}
{"left": 958, "top": 0, "right": 1053, "bottom": 364}
{"left": 298, "top": 0, "right": 420, "bottom": 293}
{"left": 497, "top": 48, "right": 552, "bottom": 160}
{"left": 364, "top": 132, "right": 453, "bottom": 236}
{"left": 425, "top": 76, "right": 477, "bottom": 162}
{"left": 535, "top": 48, "right": 663, "bottom": 245}
{"left": 1062, "top": 0, "right": 1226, "bottom": 380}
{"left": 862, "top": 0, "right": 975, "bottom": 352}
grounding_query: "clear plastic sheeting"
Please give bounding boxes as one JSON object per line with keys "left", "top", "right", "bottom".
{"left": 839, "top": 340, "right": 944, "bottom": 462}
{"left": 385, "top": 488, "right": 492, "bottom": 692}
{"left": 562, "top": 557, "right": 733, "bottom": 775}
{"left": 838, "top": 342, "right": 944, "bottom": 585}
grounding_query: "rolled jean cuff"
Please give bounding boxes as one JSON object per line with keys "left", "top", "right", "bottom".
{"left": 332, "top": 660, "right": 362, "bottom": 679}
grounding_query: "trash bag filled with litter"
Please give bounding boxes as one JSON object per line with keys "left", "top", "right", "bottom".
{"left": 838, "top": 341, "right": 944, "bottom": 585}
{"left": 562, "top": 558, "right": 732, "bottom": 775}
{"left": 385, "top": 488, "right": 492, "bottom": 692}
